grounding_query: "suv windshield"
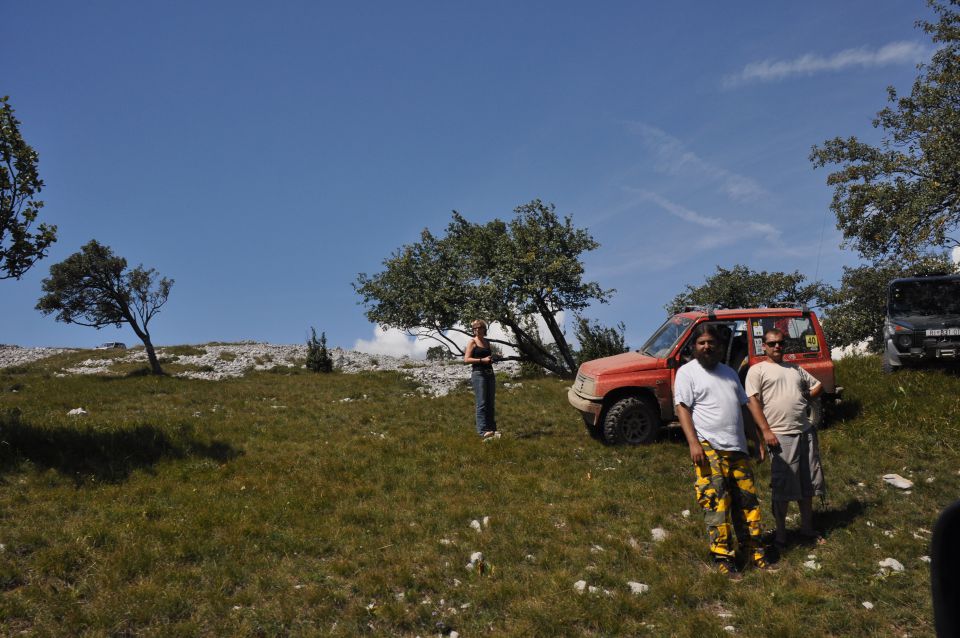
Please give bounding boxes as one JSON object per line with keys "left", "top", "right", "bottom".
{"left": 641, "top": 316, "right": 693, "bottom": 358}
{"left": 889, "top": 279, "right": 960, "bottom": 317}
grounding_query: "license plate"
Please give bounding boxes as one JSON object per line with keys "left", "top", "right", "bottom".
{"left": 926, "top": 328, "right": 960, "bottom": 336}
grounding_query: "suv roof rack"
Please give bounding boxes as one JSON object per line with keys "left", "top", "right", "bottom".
{"left": 681, "top": 304, "right": 717, "bottom": 313}
{"left": 767, "top": 301, "right": 810, "bottom": 312}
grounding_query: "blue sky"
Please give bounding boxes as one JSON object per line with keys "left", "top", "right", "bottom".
{"left": 1, "top": 1, "right": 938, "bottom": 355}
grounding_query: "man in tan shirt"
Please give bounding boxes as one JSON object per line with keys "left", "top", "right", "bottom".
{"left": 745, "top": 328, "right": 825, "bottom": 547}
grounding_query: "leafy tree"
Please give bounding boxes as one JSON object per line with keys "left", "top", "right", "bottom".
{"left": 810, "top": 1, "right": 960, "bottom": 260}
{"left": 1, "top": 96, "right": 57, "bottom": 280}
{"left": 821, "top": 253, "right": 957, "bottom": 352}
{"left": 36, "top": 240, "right": 173, "bottom": 375}
{"left": 666, "top": 264, "right": 833, "bottom": 314}
{"left": 354, "top": 199, "right": 613, "bottom": 378}
{"left": 574, "top": 315, "right": 628, "bottom": 365}
{"left": 306, "top": 328, "right": 334, "bottom": 373}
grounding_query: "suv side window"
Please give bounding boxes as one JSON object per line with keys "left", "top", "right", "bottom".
{"left": 677, "top": 321, "right": 747, "bottom": 369}
{"left": 750, "top": 316, "right": 820, "bottom": 357}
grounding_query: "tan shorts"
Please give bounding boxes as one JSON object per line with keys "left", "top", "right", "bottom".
{"left": 769, "top": 428, "right": 825, "bottom": 501}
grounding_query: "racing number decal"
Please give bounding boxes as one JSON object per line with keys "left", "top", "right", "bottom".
{"left": 805, "top": 334, "right": 819, "bottom": 350}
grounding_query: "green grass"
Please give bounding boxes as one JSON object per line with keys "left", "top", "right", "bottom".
{"left": 0, "top": 355, "right": 955, "bottom": 636}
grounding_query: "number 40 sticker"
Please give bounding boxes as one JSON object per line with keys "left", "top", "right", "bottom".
{"left": 805, "top": 334, "right": 819, "bottom": 350}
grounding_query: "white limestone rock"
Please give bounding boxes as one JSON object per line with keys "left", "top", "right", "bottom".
{"left": 882, "top": 474, "right": 914, "bottom": 489}
{"left": 879, "top": 557, "right": 905, "bottom": 572}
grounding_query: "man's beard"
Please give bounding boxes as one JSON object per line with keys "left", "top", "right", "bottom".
{"left": 696, "top": 350, "right": 720, "bottom": 369}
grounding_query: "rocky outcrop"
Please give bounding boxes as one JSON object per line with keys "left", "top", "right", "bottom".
{"left": 0, "top": 343, "right": 521, "bottom": 397}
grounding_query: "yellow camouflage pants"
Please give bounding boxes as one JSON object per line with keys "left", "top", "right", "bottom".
{"left": 694, "top": 441, "right": 765, "bottom": 564}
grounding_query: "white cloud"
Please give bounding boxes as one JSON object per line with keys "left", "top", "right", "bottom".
{"left": 353, "top": 326, "right": 431, "bottom": 359}
{"left": 724, "top": 41, "right": 928, "bottom": 87}
{"left": 353, "top": 313, "right": 565, "bottom": 359}
{"left": 625, "top": 123, "right": 767, "bottom": 203}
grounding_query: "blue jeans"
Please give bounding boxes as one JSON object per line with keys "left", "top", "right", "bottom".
{"left": 471, "top": 368, "right": 496, "bottom": 435}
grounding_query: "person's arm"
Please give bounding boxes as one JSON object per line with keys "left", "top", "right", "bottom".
{"left": 745, "top": 397, "right": 778, "bottom": 461}
{"left": 802, "top": 369, "right": 824, "bottom": 399}
{"left": 676, "top": 403, "right": 706, "bottom": 466}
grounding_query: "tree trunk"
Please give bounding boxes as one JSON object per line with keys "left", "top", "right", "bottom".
{"left": 142, "top": 334, "right": 164, "bottom": 375}
{"left": 122, "top": 307, "right": 164, "bottom": 375}
{"left": 535, "top": 300, "right": 577, "bottom": 377}
{"left": 506, "top": 320, "right": 572, "bottom": 378}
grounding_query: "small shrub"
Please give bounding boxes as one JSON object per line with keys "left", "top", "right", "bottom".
{"left": 306, "top": 328, "right": 334, "bottom": 373}
{"left": 426, "top": 346, "right": 455, "bottom": 361}
{"left": 217, "top": 352, "right": 237, "bottom": 362}
{"left": 574, "top": 315, "right": 628, "bottom": 365}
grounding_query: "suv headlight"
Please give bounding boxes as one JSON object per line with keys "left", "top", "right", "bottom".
{"left": 897, "top": 334, "right": 913, "bottom": 348}
{"left": 885, "top": 321, "right": 910, "bottom": 339}
{"left": 574, "top": 372, "right": 597, "bottom": 396}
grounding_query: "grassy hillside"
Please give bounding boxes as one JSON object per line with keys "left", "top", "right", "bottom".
{"left": 0, "top": 351, "right": 956, "bottom": 636}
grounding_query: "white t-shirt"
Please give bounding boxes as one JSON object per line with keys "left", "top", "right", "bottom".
{"left": 745, "top": 361, "right": 820, "bottom": 435}
{"left": 673, "top": 359, "right": 749, "bottom": 452}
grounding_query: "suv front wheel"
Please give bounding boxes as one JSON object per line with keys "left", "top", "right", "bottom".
{"left": 602, "top": 396, "right": 660, "bottom": 445}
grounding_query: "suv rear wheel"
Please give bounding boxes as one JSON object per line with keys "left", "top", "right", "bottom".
{"left": 602, "top": 396, "right": 659, "bottom": 445}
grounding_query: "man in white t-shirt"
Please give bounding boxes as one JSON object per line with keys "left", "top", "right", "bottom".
{"left": 675, "top": 323, "right": 780, "bottom": 576}
{"left": 745, "top": 328, "right": 825, "bottom": 548}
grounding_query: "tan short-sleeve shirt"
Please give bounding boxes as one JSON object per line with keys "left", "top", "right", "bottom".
{"left": 744, "top": 361, "right": 820, "bottom": 435}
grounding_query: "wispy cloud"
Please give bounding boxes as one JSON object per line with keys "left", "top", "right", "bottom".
{"left": 627, "top": 189, "right": 781, "bottom": 249}
{"left": 625, "top": 123, "right": 767, "bottom": 203}
{"left": 724, "top": 41, "right": 928, "bottom": 88}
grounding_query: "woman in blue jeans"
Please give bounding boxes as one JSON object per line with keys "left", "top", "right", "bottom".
{"left": 464, "top": 319, "right": 497, "bottom": 438}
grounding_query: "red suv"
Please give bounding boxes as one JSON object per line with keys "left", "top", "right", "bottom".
{"left": 568, "top": 307, "right": 840, "bottom": 444}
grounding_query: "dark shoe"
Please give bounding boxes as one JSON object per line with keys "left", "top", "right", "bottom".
{"left": 714, "top": 557, "right": 742, "bottom": 580}
{"left": 799, "top": 529, "right": 826, "bottom": 545}
{"left": 754, "top": 556, "right": 780, "bottom": 573}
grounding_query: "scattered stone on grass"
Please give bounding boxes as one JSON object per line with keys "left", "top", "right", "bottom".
{"left": 862, "top": 601, "right": 874, "bottom": 610}
{"left": 627, "top": 581, "right": 649, "bottom": 595}
{"left": 921, "top": 556, "right": 931, "bottom": 563}
{"left": 573, "top": 580, "right": 587, "bottom": 593}
{"left": 469, "top": 520, "right": 482, "bottom": 532}
{"left": 67, "top": 407, "right": 87, "bottom": 416}
{"left": 882, "top": 474, "right": 914, "bottom": 489}
{"left": 651, "top": 527, "right": 668, "bottom": 542}
{"left": 482, "top": 516, "right": 490, "bottom": 528}
{"left": 878, "top": 557, "right": 905, "bottom": 573}
{"left": 590, "top": 544, "right": 605, "bottom": 553}
{"left": 681, "top": 509, "right": 691, "bottom": 518}
{"left": 803, "top": 559, "right": 821, "bottom": 570}
{"left": 724, "top": 626, "right": 736, "bottom": 633}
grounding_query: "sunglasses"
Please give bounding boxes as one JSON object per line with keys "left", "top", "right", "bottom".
{"left": 765, "top": 340, "right": 786, "bottom": 348}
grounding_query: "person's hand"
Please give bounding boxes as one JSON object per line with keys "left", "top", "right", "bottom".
{"left": 484, "top": 356, "right": 492, "bottom": 364}
{"left": 763, "top": 430, "right": 779, "bottom": 448}
{"left": 689, "top": 442, "right": 706, "bottom": 466}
